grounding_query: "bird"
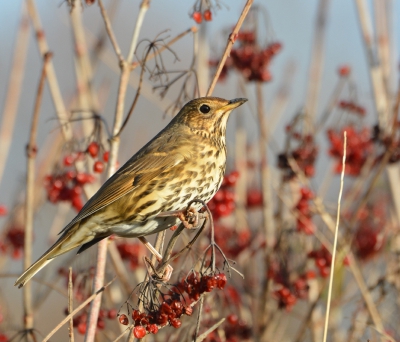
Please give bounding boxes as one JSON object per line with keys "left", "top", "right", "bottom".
{"left": 15, "top": 96, "right": 247, "bottom": 288}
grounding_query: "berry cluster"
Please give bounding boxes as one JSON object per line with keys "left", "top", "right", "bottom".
{"left": 278, "top": 132, "right": 318, "bottom": 180}
{"left": 45, "top": 141, "right": 111, "bottom": 212}
{"left": 116, "top": 241, "right": 144, "bottom": 270}
{"left": 294, "top": 188, "right": 315, "bottom": 235}
{"left": 273, "top": 271, "right": 316, "bottom": 311}
{"left": 64, "top": 307, "right": 117, "bottom": 335}
{"left": 351, "top": 203, "right": 385, "bottom": 260}
{"left": 176, "top": 271, "right": 227, "bottom": 301}
{"left": 268, "top": 261, "right": 315, "bottom": 311}
{"left": 210, "top": 29, "right": 282, "bottom": 82}
{"left": 87, "top": 142, "right": 109, "bottom": 173}
{"left": 45, "top": 171, "right": 94, "bottom": 212}
{"left": 246, "top": 189, "right": 263, "bottom": 208}
{"left": 327, "top": 126, "right": 373, "bottom": 176}
{"left": 214, "top": 224, "right": 251, "bottom": 259}
{"left": 205, "top": 314, "right": 252, "bottom": 342}
{"left": 0, "top": 226, "right": 25, "bottom": 259}
{"left": 338, "top": 100, "right": 366, "bottom": 116}
{"left": 192, "top": 9, "right": 212, "bottom": 23}
{"left": 230, "top": 41, "right": 282, "bottom": 82}
{"left": 308, "top": 246, "right": 332, "bottom": 278}
{"left": 117, "top": 272, "right": 227, "bottom": 338}
{"left": 207, "top": 171, "right": 238, "bottom": 219}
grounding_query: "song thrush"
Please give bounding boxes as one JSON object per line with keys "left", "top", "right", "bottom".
{"left": 15, "top": 96, "right": 247, "bottom": 288}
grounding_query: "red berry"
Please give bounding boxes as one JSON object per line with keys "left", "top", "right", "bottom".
{"left": 63, "top": 155, "right": 75, "bottom": 166}
{"left": 170, "top": 318, "right": 181, "bottom": 328}
{"left": 107, "top": 309, "right": 118, "bottom": 319}
{"left": 76, "top": 172, "right": 88, "bottom": 184}
{"left": 103, "top": 151, "right": 109, "bottom": 162}
{"left": 305, "top": 270, "right": 316, "bottom": 279}
{"left": 193, "top": 11, "right": 202, "bottom": 24}
{"left": 184, "top": 306, "right": 193, "bottom": 316}
{"left": 133, "top": 326, "right": 146, "bottom": 339}
{"left": 320, "top": 266, "right": 330, "bottom": 278}
{"left": 97, "top": 319, "right": 106, "bottom": 330}
{"left": 246, "top": 190, "right": 263, "bottom": 207}
{"left": 0, "top": 334, "right": 7, "bottom": 342}
{"left": 118, "top": 314, "right": 129, "bottom": 325}
{"left": 338, "top": 65, "right": 351, "bottom": 77}
{"left": 77, "top": 322, "right": 86, "bottom": 334}
{"left": 148, "top": 324, "right": 158, "bottom": 334}
{"left": 216, "top": 273, "right": 227, "bottom": 289}
{"left": 203, "top": 9, "right": 212, "bottom": 21}
{"left": 227, "top": 314, "right": 239, "bottom": 325}
{"left": 93, "top": 161, "right": 104, "bottom": 173}
{"left": 87, "top": 142, "right": 99, "bottom": 158}
{"left": 0, "top": 205, "right": 7, "bottom": 216}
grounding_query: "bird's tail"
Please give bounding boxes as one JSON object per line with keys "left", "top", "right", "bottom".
{"left": 15, "top": 225, "right": 87, "bottom": 288}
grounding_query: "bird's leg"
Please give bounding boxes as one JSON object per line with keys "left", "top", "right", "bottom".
{"left": 157, "top": 207, "right": 206, "bottom": 229}
{"left": 138, "top": 236, "right": 173, "bottom": 281}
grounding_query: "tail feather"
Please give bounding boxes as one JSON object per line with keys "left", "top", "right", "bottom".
{"left": 14, "top": 228, "right": 87, "bottom": 288}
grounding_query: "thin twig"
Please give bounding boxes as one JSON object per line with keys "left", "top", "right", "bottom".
{"left": 305, "top": 0, "right": 331, "bottom": 127}
{"left": 193, "top": 318, "right": 225, "bottom": 342}
{"left": 116, "top": 44, "right": 151, "bottom": 136}
{"left": 206, "top": 0, "right": 254, "bottom": 96}
{"left": 42, "top": 278, "right": 115, "bottom": 342}
{"left": 98, "top": 0, "right": 124, "bottom": 63}
{"left": 23, "top": 51, "right": 52, "bottom": 340}
{"left": 193, "top": 296, "right": 204, "bottom": 342}
{"left": 68, "top": 267, "right": 75, "bottom": 342}
{"left": 26, "top": 0, "right": 72, "bottom": 140}
{"left": 354, "top": 0, "right": 389, "bottom": 130}
{"left": 322, "top": 131, "right": 346, "bottom": 342}
{"left": 0, "top": 2, "right": 30, "bottom": 185}
{"left": 126, "top": 0, "right": 151, "bottom": 64}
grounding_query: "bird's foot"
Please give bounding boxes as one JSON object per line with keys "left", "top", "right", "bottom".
{"left": 139, "top": 237, "right": 173, "bottom": 281}
{"left": 157, "top": 207, "right": 206, "bottom": 229}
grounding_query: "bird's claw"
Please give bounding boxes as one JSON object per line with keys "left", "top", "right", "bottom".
{"left": 157, "top": 207, "right": 205, "bottom": 229}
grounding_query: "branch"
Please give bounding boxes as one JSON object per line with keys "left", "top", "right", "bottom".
{"left": 23, "top": 51, "right": 52, "bottom": 337}
{"left": 206, "top": 0, "right": 254, "bottom": 96}
{"left": 322, "top": 131, "right": 346, "bottom": 342}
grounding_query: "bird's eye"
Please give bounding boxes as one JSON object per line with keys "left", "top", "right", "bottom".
{"left": 199, "top": 104, "right": 211, "bottom": 114}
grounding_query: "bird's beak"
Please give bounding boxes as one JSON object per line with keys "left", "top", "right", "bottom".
{"left": 221, "top": 98, "right": 248, "bottom": 111}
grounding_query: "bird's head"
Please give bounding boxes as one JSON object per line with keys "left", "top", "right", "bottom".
{"left": 174, "top": 97, "right": 247, "bottom": 135}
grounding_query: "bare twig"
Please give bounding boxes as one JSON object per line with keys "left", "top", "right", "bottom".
{"left": 0, "top": 3, "right": 30, "bottom": 185}
{"left": 305, "top": 0, "right": 331, "bottom": 127}
{"left": 193, "top": 318, "right": 225, "bottom": 342}
{"left": 68, "top": 267, "right": 75, "bottom": 342}
{"left": 126, "top": 0, "right": 151, "bottom": 64}
{"left": 322, "top": 131, "right": 346, "bottom": 342}
{"left": 23, "top": 52, "right": 52, "bottom": 340}
{"left": 26, "top": 0, "right": 72, "bottom": 140}
{"left": 97, "top": 0, "right": 124, "bottom": 63}
{"left": 193, "top": 296, "right": 204, "bottom": 342}
{"left": 354, "top": 0, "right": 389, "bottom": 130}
{"left": 206, "top": 0, "right": 254, "bottom": 96}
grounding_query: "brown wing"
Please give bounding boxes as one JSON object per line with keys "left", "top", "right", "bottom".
{"left": 60, "top": 130, "right": 193, "bottom": 234}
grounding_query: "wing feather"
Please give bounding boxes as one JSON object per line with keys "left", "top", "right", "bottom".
{"left": 60, "top": 130, "right": 192, "bottom": 233}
